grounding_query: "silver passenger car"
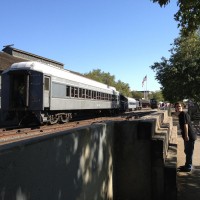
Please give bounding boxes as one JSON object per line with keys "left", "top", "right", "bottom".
{"left": 1, "top": 62, "right": 120, "bottom": 124}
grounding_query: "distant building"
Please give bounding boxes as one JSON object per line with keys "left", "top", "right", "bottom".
{"left": 1, "top": 45, "right": 64, "bottom": 69}
{"left": 138, "top": 90, "right": 151, "bottom": 100}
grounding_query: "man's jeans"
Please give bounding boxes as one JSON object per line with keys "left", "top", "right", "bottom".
{"left": 184, "top": 140, "right": 195, "bottom": 169}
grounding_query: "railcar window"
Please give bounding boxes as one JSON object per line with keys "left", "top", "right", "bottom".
{"left": 91, "top": 91, "right": 93, "bottom": 99}
{"left": 105, "top": 94, "right": 108, "bottom": 100}
{"left": 66, "top": 86, "right": 70, "bottom": 97}
{"left": 86, "top": 90, "right": 91, "bottom": 99}
{"left": 44, "top": 77, "right": 49, "bottom": 90}
{"left": 88, "top": 90, "right": 91, "bottom": 98}
{"left": 71, "top": 87, "right": 74, "bottom": 97}
{"left": 82, "top": 89, "right": 86, "bottom": 98}
{"left": 79, "top": 88, "right": 83, "bottom": 98}
{"left": 86, "top": 90, "right": 88, "bottom": 98}
{"left": 97, "top": 92, "right": 100, "bottom": 99}
{"left": 93, "top": 91, "right": 97, "bottom": 99}
{"left": 74, "top": 87, "right": 78, "bottom": 98}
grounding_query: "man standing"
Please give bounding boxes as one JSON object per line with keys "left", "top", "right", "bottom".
{"left": 175, "top": 102, "right": 197, "bottom": 172}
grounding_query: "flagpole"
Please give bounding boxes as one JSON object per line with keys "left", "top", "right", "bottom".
{"left": 146, "top": 76, "right": 147, "bottom": 99}
{"left": 142, "top": 75, "right": 147, "bottom": 99}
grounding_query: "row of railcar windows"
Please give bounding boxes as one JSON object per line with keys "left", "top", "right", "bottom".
{"left": 66, "top": 86, "right": 115, "bottom": 101}
{"left": 129, "top": 102, "right": 136, "bottom": 105}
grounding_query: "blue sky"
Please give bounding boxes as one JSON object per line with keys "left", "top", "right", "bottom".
{"left": 1, "top": 0, "right": 179, "bottom": 91}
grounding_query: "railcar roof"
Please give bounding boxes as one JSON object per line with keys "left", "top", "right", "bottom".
{"left": 7, "top": 61, "right": 117, "bottom": 92}
{"left": 127, "top": 97, "right": 136, "bottom": 102}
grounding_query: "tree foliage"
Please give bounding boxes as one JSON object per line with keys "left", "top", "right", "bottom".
{"left": 149, "top": 91, "right": 164, "bottom": 102}
{"left": 84, "top": 69, "right": 132, "bottom": 96}
{"left": 151, "top": 0, "right": 200, "bottom": 35}
{"left": 84, "top": 69, "right": 115, "bottom": 86}
{"left": 150, "top": 33, "right": 200, "bottom": 103}
{"left": 131, "top": 91, "right": 143, "bottom": 99}
{"left": 115, "top": 80, "right": 131, "bottom": 97}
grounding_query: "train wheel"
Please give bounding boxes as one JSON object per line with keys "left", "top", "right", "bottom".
{"left": 48, "top": 115, "right": 59, "bottom": 125}
{"left": 60, "top": 114, "right": 70, "bottom": 123}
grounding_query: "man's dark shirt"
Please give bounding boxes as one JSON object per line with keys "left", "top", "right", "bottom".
{"left": 178, "top": 111, "right": 197, "bottom": 141}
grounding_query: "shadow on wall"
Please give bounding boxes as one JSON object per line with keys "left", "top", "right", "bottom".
{"left": 0, "top": 124, "right": 114, "bottom": 200}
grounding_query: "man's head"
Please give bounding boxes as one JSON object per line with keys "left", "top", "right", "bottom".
{"left": 175, "top": 102, "right": 183, "bottom": 113}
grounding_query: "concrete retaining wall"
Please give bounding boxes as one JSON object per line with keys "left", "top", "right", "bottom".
{"left": 0, "top": 110, "right": 177, "bottom": 200}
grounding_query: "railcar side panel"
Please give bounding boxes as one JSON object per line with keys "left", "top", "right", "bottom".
{"left": 50, "top": 80, "right": 119, "bottom": 111}
{"left": 50, "top": 98, "right": 113, "bottom": 110}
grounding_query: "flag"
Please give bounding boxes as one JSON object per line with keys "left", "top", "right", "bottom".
{"left": 142, "top": 75, "right": 147, "bottom": 87}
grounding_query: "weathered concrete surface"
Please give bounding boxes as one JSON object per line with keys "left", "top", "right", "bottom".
{"left": 0, "top": 110, "right": 176, "bottom": 200}
{"left": 0, "top": 124, "right": 115, "bottom": 200}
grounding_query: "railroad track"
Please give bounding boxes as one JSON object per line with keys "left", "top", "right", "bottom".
{"left": 0, "top": 109, "right": 156, "bottom": 145}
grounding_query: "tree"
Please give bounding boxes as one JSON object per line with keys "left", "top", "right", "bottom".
{"left": 84, "top": 69, "right": 115, "bottom": 86}
{"left": 151, "top": 0, "right": 200, "bottom": 35}
{"left": 149, "top": 91, "right": 164, "bottom": 102}
{"left": 84, "top": 69, "right": 132, "bottom": 96}
{"left": 115, "top": 80, "right": 132, "bottom": 97}
{"left": 131, "top": 91, "right": 143, "bottom": 99}
{"left": 150, "top": 33, "right": 200, "bottom": 103}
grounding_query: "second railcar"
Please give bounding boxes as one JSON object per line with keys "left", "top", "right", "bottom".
{"left": 150, "top": 98, "right": 158, "bottom": 109}
{"left": 1, "top": 61, "right": 121, "bottom": 125}
{"left": 127, "top": 97, "right": 137, "bottom": 111}
{"left": 120, "top": 96, "right": 138, "bottom": 112}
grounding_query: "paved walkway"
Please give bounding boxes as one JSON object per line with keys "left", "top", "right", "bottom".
{"left": 175, "top": 118, "right": 200, "bottom": 199}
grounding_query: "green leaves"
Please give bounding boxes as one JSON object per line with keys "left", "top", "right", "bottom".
{"left": 151, "top": 0, "right": 200, "bottom": 36}
{"left": 150, "top": 33, "right": 200, "bottom": 103}
{"left": 84, "top": 69, "right": 132, "bottom": 96}
{"left": 151, "top": 0, "right": 170, "bottom": 7}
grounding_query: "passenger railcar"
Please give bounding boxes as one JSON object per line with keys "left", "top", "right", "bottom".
{"left": 1, "top": 61, "right": 120, "bottom": 125}
{"left": 127, "top": 97, "right": 137, "bottom": 111}
{"left": 135, "top": 99, "right": 142, "bottom": 110}
{"left": 119, "top": 96, "right": 140, "bottom": 112}
{"left": 150, "top": 98, "right": 158, "bottom": 109}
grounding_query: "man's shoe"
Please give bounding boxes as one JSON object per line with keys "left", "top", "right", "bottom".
{"left": 178, "top": 165, "right": 185, "bottom": 169}
{"left": 177, "top": 166, "right": 192, "bottom": 172}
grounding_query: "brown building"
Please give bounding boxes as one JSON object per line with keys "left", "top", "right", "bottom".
{"left": 0, "top": 45, "right": 64, "bottom": 72}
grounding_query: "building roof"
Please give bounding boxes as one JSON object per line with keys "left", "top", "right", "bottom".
{"left": 0, "top": 52, "right": 27, "bottom": 71}
{"left": 2, "top": 46, "right": 64, "bottom": 68}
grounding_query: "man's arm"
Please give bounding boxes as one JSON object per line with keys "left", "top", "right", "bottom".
{"left": 184, "top": 124, "right": 189, "bottom": 141}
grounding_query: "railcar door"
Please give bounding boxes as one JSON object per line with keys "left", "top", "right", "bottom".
{"left": 44, "top": 76, "right": 50, "bottom": 108}
{"left": 1, "top": 72, "right": 10, "bottom": 110}
{"left": 2, "top": 72, "right": 29, "bottom": 110}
